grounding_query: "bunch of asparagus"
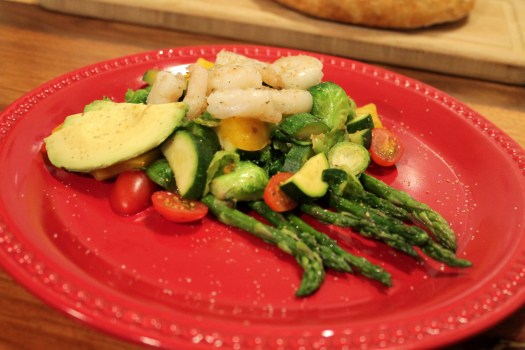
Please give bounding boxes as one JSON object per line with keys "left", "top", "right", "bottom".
{"left": 201, "top": 170, "right": 471, "bottom": 297}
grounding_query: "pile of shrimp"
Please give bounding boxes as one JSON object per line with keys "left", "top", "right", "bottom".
{"left": 146, "top": 50, "right": 324, "bottom": 124}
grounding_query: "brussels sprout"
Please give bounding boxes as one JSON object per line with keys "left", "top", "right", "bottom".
{"left": 210, "top": 161, "right": 269, "bottom": 201}
{"left": 308, "top": 82, "right": 351, "bottom": 130}
{"left": 204, "top": 150, "right": 240, "bottom": 194}
{"left": 311, "top": 129, "right": 347, "bottom": 154}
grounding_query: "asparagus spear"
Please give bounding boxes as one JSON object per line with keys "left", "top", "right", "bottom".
{"left": 249, "top": 200, "right": 392, "bottom": 286}
{"left": 286, "top": 214, "right": 392, "bottom": 286}
{"left": 248, "top": 201, "right": 353, "bottom": 273}
{"left": 421, "top": 241, "right": 472, "bottom": 267}
{"left": 300, "top": 203, "right": 420, "bottom": 258}
{"left": 201, "top": 194, "right": 325, "bottom": 297}
{"left": 322, "top": 168, "right": 410, "bottom": 220}
{"left": 329, "top": 194, "right": 429, "bottom": 246}
{"left": 329, "top": 193, "right": 471, "bottom": 267}
{"left": 360, "top": 173, "right": 457, "bottom": 252}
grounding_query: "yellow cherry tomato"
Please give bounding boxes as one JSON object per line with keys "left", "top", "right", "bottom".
{"left": 218, "top": 117, "right": 270, "bottom": 151}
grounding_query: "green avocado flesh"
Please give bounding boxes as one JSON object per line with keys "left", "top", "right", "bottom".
{"left": 44, "top": 102, "right": 186, "bottom": 172}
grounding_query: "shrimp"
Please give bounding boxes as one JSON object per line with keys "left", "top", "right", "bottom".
{"left": 215, "top": 50, "right": 284, "bottom": 89}
{"left": 146, "top": 71, "right": 187, "bottom": 105}
{"left": 270, "top": 89, "right": 313, "bottom": 115}
{"left": 207, "top": 63, "right": 262, "bottom": 93}
{"left": 182, "top": 64, "right": 208, "bottom": 119}
{"left": 206, "top": 87, "right": 313, "bottom": 123}
{"left": 271, "top": 55, "right": 323, "bottom": 90}
{"left": 206, "top": 88, "right": 281, "bottom": 123}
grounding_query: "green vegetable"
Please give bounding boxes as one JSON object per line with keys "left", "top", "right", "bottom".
{"left": 249, "top": 201, "right": 392, "bottom": 285}
{"left": 309, "top": 81, "right": 351, "bottom": 130}
{"left": 327, "top": 141, "right": 370, "bottom": 176}
{"left": 311, "top": 129, "right": 346, "bottom": 154}
{"left": 280, "top": 152, "right": 329, "bottom": 202}
{"left": 286, "top": 214, "right": 391, "bottom": 286}
{"left": 205, "top": 150, "right": 240, "bottom": 194}
{"left": 322, "top": 168, "right": 363, "bottom": 196}
{"left": 183, "top": 122, "right": 221, "bottom": 152}
{"left": 346, "top": 113, "right": 374, "bottom": 134}
{"left": 278, "top": 112, "right": 330, "bottom": 141}
{"left": 323, "top": 168, "right": 410, "bottom": 220}
{"left": 301, "top": 203, "right": 420, "bottom": 258}
{"left": 125, "top": 87, "right": 150, "bottom": 104}
{"left": 271, "top": 128, "right": 311, "bottom": 146}
{"left": 360, "top": 173, "right": 458, "bottom": 252}
{"left": 328, "top": 193, "right": 471, "bottom": 267}
{"left": 192, "top": 111, "right": 221, "bottom": 127}
{"left": 347, "top": 96, "right": 357, "bottom": 121}
{"left": 329, "top": 193, "right": 430, "bottom": 246}
{"left": 209, "top": 161, "right": 269, "bottom": 202}
{"left": 161, "top": 129, "right": 219, "bottom": 199}
{"left": 202, "top": 194, "right": 325, "bottom": 297}
{"left": 249, "top": 201, "right": 352, "bottom": 273}
{"left": 145, "top": 158, "right": 175, "bottom": 190}
{"left": 281, "top": 144, "right": 312, "bottom": 173}
{"left": 260, "top": 146, "right": 286, "bottom": 177}
{"left": 420, "top": 241, "right": 472, "bottom": 268}
{"left": 348, "top": 128, "right": 372, "bottom": 149}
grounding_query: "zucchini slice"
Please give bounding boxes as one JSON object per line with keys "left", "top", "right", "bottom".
{"left": 184, "top": 122, "right": 221, "bottom": 151}
{"left": 346, "top": 113, "right": 374, "bottom": 133}
{"left": 279, "top": 112, "right": 330, "bottom": 141}
{"left": 280, "top": 152, "right": 329, "bottom": 202}
{"left": 328, "top": 141, "right": 370, "bottom": 176}
{"left": 348, "top": 128, "right": 372, "bottom": 149}
{"left": 282, "top": 144, "right": 312, "bottom": 173}
{"left": 161, "top": 130, "right": 216, "bottom": 199}
{"left": 322, "top": 168, "right": 363, "bottom": 196}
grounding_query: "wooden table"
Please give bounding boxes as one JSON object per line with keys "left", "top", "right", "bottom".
{"left": 1, "top": 1, "right": 524, "bottom": 349}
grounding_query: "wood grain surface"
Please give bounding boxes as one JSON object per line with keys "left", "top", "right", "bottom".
{"left": 38, "top": 0, "right": 525, "bottom": 85}
{"left": 1, "top": 1, "right": 524, "bottom": 349}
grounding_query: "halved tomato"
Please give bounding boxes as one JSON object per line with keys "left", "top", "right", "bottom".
{"left": 151, "top": 191, "right": 208, "bottom": 223}
{"left": 370, "top": 127, "right": 404, "bottom": 167}
{"left": 263, "top": 172, "right": 298, "bottom": 212}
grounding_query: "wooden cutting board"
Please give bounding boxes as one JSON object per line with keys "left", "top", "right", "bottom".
{"left": 39, "top": 0, "right": 525, "bottom": 85}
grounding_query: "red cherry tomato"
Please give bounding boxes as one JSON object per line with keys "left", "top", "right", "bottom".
{"left": 263, "top": 172, "right": 298, "bottom": 212}
{"left": 151, "top": 191, "right": 208, "bottom": 223}
{"left": 110, "top": 170, "right": 158, "bottom": 215}
{"left": 370, "top": 128, "right": 404, "bottom": 167}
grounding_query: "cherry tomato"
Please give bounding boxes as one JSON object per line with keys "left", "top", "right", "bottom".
{"left": 151, "top": 191, "right": 208, "bottom": 223}
{"left": 263, "top": 172, "right": 298, "bottom": 212}
{"left": 370, "top": 128, "right": 404, "bottom": 167}
{"left": 110, "top": 170, "right": 158, "bottom": 215}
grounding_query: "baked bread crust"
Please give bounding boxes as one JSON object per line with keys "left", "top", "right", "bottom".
{"left": 273, "top": 0, "right": 476, "bottom": 28}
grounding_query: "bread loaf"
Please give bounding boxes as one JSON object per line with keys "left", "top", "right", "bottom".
{"left": 273, "top": 0, "right": 476, "bottom": 29}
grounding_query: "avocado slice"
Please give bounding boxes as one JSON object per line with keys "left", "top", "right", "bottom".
{"left": 44, "top": 101, "right": 186, "bottom": 172}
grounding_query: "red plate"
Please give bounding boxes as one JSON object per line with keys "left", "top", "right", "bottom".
{"left": 1, "top": 45, "right": 524, "bottom": 349}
